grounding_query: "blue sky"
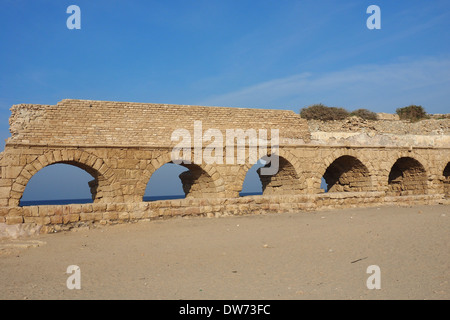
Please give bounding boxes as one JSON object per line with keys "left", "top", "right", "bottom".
{"left": 1, "top": 0, "right": 449, "bottom": 201}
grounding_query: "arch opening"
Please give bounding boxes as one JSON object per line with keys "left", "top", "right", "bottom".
{"left": 322, "top": 155, "right": 371, "bottom": 193}
{"left": 20, "top": 162, "right": 97, "bottom": 206}
{"left": 443, "top": 162, "right": 450, "bottom": 197}
{"left": 144, "top": 162, "right": 217, "bottom": 201}
{"left": 240, "top": 155, "right": 302, "bottom": 196}
{"left": 387, "top": 157, "right": 427, "bottom": 196}
{"left": 239, "top": 159, "right": 265, "bottom": 196}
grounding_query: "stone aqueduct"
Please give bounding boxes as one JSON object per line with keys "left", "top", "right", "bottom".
{"left": 0, "top": 99, "right": 449, "bottom": 233}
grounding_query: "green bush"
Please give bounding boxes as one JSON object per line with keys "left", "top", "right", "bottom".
{"left": 350, "top": 108, "right": 378, "bottom": 120}
{"left": 396, "top": 105, "right": 428, "bottom": 122}
{"left": 300, "top": 104, "right": 349, "bottom": 121}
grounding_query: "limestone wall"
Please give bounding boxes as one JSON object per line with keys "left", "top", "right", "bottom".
{"left": 1, "top": 192, "right": 447, "bottom": 238}
{"left": 2, "top": 144, "right": 448, "bottom": 205}
{"left": 0, "top": 99, "right": 449, "bottom": 238}
{"left": 8, "top": 99, "right": 310, "bottom": 147}
{"left": 308, "top": 116, "right": 450, "bottom": 135}
{"left": 308, "top": 116, "right": 450, "bottom": 148}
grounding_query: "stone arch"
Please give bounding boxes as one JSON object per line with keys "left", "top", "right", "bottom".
{"left": 322, "top": 155, "right": 372, "bottom": 192}
{"left": 9, "top": 149, "right": 121, "bottom": 207}
{"left": 138, "top": 152, "right": 226, "bottom": 200}
{"left": 386, "top": 151, "right": 431, "bottom": 175}
{"left": 387, "top": 156, "right": 428, "bottom": 196}
{"left": 234, "top": 148, "right": 305, "bottom": 196}
{"left": 443, "top": 162, "right": 450, "bottom": 197}
{"left": 314, "top": 149, "right": 375, "bottom": 193}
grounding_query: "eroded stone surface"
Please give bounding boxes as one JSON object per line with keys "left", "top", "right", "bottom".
{"left": 0, "top": 100, "right": 449, "bottom": 238}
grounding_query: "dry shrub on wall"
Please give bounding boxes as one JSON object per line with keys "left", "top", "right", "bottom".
{"left": 300, "top": 104, "right": 349, "bottom": 121}
{"left": 350, "top": 108, "right": 378, "bottom": 120}
{"left": 396, "top": 105, "right": 428, "bottom": 122}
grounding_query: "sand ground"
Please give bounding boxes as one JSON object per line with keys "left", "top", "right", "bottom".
{"left": 0, "top": 204, "right": 448, "bottom": 300}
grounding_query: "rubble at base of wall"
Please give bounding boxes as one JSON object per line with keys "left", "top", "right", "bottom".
{"left": 0, "top": 193, "right": 448, "bottom": 239}
{"left": 0, "top": 222, "right": 42, "bottom": 240}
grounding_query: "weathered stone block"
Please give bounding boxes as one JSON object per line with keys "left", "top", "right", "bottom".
{"left": 118, "top": 212, "right": 130, "bottom": 221}
{"left": 103, "top": 212, "right": 118, "bottom": 220}
{"left": 0, "top": 186, "right": 11, "bottom": 199}
{"left": 4, "top": 166, "right": 23, "bottom": 179}
{"left": 8, "top": 207, "right": 23, "bottom": 217}
{"left": 6, "top": 216, "right": 23, "bottom": 225}
{"left": 63, "top": 213, "right": 80, "bottom": 224}
{"left": 50, "top": 215, "right": 63, "bottom": 224}
{"left": 81, "top": 203, "right": 93, "bottom": 213}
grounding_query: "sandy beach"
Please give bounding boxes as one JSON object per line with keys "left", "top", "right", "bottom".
{"left": 0, "top": 204, "right": 448, "bottom": 300}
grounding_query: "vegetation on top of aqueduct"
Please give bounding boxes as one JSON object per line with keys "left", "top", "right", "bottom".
{"left": 299, "top": 104, "right": 350, "bottom": 121}
{"left": 396, "top": 105, "right": 428, "bottom": 122}
{"left": 300, "top": 104, "right": 377, "bottom": 121}
{"left": 300, "top": 104, "right": 429, "bottom": 122}
{"left": 350, "top": 108, "right": 378, "bottom": 120}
